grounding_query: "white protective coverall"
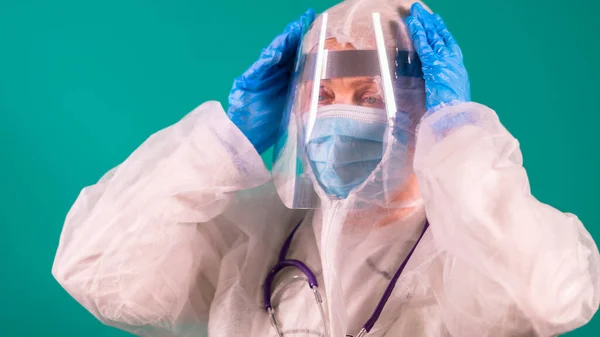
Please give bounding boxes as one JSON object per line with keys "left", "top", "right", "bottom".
{"left": 52, "top": 98, "right": 600, "bottom": 336}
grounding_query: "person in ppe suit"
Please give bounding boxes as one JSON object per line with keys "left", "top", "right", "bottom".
{"left": 52, "top": 0, "right": 600, "bottom": 336}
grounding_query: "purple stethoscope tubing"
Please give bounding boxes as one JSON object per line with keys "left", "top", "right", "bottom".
{"left": 263, "top": 219, "right": 317, "bottom": 311}
{"left": 263, "top": 218, "right": 429, "bottom": 336}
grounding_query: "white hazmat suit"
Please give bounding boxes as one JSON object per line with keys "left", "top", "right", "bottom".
{"left": 52, "top": 0, "right": 600, "bottom": 336}
{"left": 52, "top": 101, "right": 600, "bottom": 337}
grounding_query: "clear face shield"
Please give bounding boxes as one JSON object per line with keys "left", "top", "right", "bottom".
{"left": 273, "top": 1, "right": 427, "bottom": 209}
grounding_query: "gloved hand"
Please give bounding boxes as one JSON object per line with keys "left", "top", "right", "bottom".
{"left": 406, "top": 3, "right": 470, "bottom": 113}
{"left": 227, "top": 9, "right": 315, "bottom": 154}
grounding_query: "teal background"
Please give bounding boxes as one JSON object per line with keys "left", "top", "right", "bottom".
{"left": 0, "top": 0, "right": 598, "bottom": 336}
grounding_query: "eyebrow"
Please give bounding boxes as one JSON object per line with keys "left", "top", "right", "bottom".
{"left": 320, "top": 77, "right": 377, "bottom": 88}
{"left": 352, "top": 77, "right": 378, "bottom": 89}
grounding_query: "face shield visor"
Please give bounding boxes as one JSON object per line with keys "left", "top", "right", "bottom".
{"left": 273, "top": 0, "right": 427, "bottom": 209}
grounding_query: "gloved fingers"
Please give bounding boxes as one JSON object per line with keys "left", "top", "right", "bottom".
{"left": 406, "top": 16, "right": 435, "bottom": 65}
{"left": 433, "top": 14, "right": 463, "bottom": 59}
{"left": 410, "top": 3, "right": 446, "bottom": 55}
{"left": 300, "top": 9, "right": 316, "bottom": 34}
{"left": 240, "top": 9, "right": 315, "bottom": 84}
{"left": 269, "top": 9, "right": 315, "bottom": 65}
{"left": 410, "top": 3, "right": 432, "bottom": 22}
{"left": 427, "top": 23, "right": 447, "bottom": 56}
{"left": 279, "top": 9, "right": 315, "bottom": 62}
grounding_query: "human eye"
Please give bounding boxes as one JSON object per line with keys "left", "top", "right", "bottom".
{"left": 361, "top": 93, "right": 385, "bottom": 108}
{"left": 318, "top": 86, "right": 334, "bottom": 105}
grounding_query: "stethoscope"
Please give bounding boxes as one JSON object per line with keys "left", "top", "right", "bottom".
{"left": 263, "top": 218, "right": 429, "bottom": 337}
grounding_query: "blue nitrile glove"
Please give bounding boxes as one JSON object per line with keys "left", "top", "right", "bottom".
{"left": 227, "top": 9, "right": 315, "bottom": 154}
{"left": 406, "top": 3, "right": 470, "bottom": 113}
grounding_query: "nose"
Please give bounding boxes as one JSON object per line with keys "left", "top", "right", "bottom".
{"left": 333, "top": 92, "right": 355, "bottom": 105}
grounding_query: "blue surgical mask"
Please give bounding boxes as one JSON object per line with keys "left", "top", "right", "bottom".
{"left": 305, "top": 104, "right": 388, "bottom": 199}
